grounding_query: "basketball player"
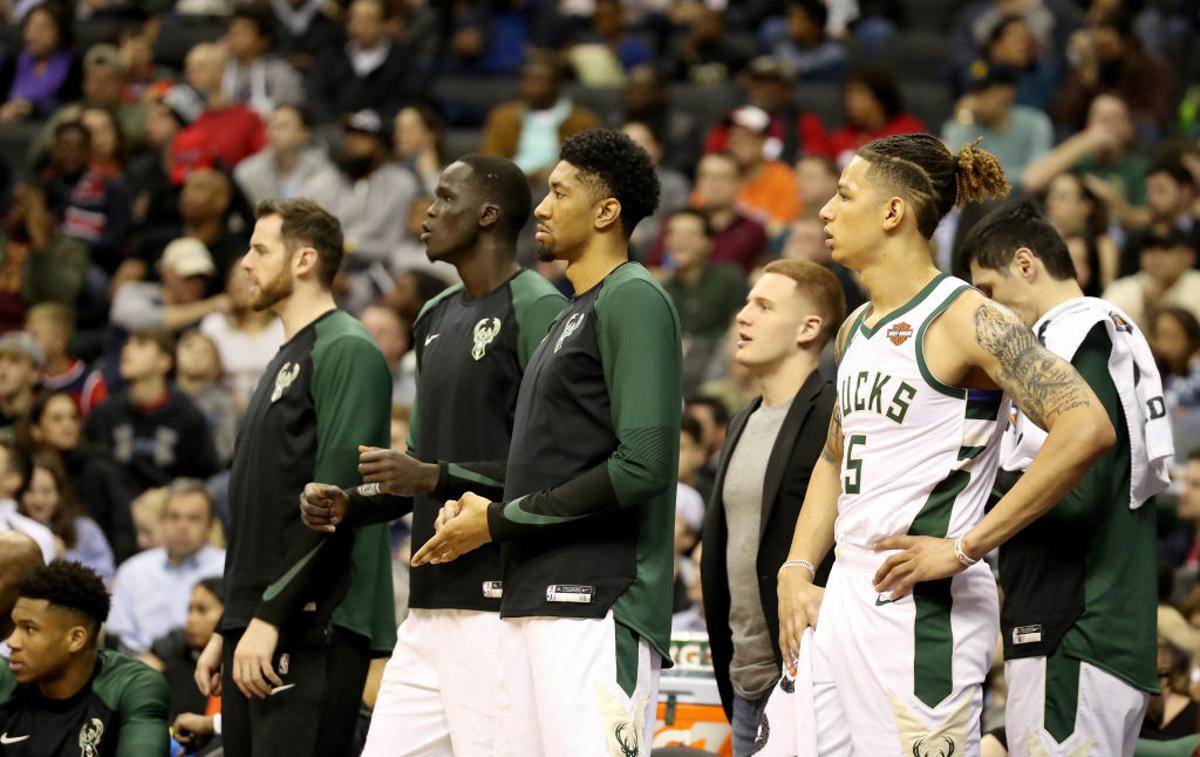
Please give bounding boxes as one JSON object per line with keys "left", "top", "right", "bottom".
{"left": 299, "top": 155, "right": 566, "bottom": 756}
{"left": 194, "top": 199, "right": 396, "bottom": 756}
{"left": 964, "top": 201, "right": 1170, "bottom": 756}
{"left": 775, "top": 135, "right": 1117, "bottom": 754}
{"left": 412, "top": 129, "right": 682, "bottom": 757}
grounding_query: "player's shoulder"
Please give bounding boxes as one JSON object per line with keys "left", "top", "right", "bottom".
{"left": 0, "top": 658, "right": 14, "bottom": 703}
{"left": 596, "top": 261, "right": 673, "bottom": 310}
{"left": 92, "top": 650, "right": 169, "bottom": 710}
{"left": 508, "top": 269, "right": 566, "bottom": 308}
{"left": 414, "top": 283, "right": 465, "bottom": 328}
{"left": 314, "top": 310, "right": 384, "bottom": 354}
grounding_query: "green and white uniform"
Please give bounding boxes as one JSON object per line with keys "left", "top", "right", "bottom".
{"left": 814, "top": 274, "right": 1008, "bottom": 755}
{"left": 1000, "top": 298, "right": 1165, "bottom": 757}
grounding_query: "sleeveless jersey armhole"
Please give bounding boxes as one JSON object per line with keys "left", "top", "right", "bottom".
{"left": 915, "top": 284, "right": 974, "bottom": 399}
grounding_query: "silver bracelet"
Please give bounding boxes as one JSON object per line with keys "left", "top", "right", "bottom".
{"left": 954, "top": 535, "right": 979, "bottom": 567}
{"left": 778, "top": 559, "right": 817, "bottom": 579}
{"left": 356, "top": 483, "right": 381, "bottom": 497}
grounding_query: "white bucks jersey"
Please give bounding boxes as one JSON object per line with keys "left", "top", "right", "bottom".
{"left": 835, "top": 274, "right": 1009, "bottom": 549}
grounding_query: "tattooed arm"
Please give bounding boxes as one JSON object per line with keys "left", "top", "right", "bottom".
{"left": 957, "top": 296, "right": 1114, "bottom": 558}
{"left": 872, "top": 293, "right": 1114, "bottom": 598}
{"left": 777, "top": 306, "right": 862, "bottom": 658}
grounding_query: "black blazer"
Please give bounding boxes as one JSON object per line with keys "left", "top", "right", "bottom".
{"left": 700, "top": 369, "right": 836, "bottom": 718}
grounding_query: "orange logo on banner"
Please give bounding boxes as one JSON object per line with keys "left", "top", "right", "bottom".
{"left": 887, "top": 322, "right": 913, "bottom": 346}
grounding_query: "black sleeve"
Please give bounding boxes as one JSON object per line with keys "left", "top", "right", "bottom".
{"left": 432, "top": 460, "right": 508, "bottom": 502}
{"left": 345, "top": 490, "right": 413, "bottom": 527}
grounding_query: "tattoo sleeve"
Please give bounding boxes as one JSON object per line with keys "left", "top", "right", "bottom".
{"left": 972, "top": 301, "right": 1093, "bottom": 429}
{"left": 821, "top": 403, "right": 843, "bottom": 464}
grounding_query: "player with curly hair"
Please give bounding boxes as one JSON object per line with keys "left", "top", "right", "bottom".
{"left": 412, "top": 128, "right": 682, "bottom": 756}
{"left": 0, "top": 561, "right": 170, "bottom": 756}
{"left": 766, "top": 133, "right": 1118, "bottom": 755}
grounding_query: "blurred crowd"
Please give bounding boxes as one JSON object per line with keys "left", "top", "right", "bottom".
{"left": 2, "top": 0, "right": 1200, "bottom": 750}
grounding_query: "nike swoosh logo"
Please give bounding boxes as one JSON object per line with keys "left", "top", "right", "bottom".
{"left": 0, "top": 733, "right": 30, "bottom": 744}
{"left": 424, "top": 334, "right": 440, "bottom": 346}
{"left": 874, "top": 594, "right": 894, "bottom": 606}
{"left": 269, "top": 683, "right": 296, "bottom": 695}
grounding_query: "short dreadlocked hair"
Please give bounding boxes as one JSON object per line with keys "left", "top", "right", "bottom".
{"left": 19, "top": 561, "right": 110, "bottom": 640}
{"left": 559, "top": 129, "right": 660, "bottom": 239}
{"left": 857, "top": 133, "right": 1010, "bottom": 239}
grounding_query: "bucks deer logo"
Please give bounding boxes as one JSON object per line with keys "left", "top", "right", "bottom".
{"left": 78, "top": 718, "right": 104, "bottom": 757}
{"left": 472, "top": 318, "right": 501, "bottom": 361}
{"left": 887, "top": 322, "right": 913, "bottom": 346}
{"left": 912, "top": 735, "right": 955, "bottom": 757}
{"left": 271, "top": 362, "right": 300, "bottom": 402}
{"left": 555, "top": 313, "right": 586, "bottom": 353}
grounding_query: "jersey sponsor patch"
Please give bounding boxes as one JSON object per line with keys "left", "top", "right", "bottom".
{"left": 271, "top": 362, "right": 300, "bottom": 402}
{"left": 472, "top": 318, "right": 501, "bottom": 361}
{"left": 1012, "top": 624, "right": 1043, "bottom": 645}
{"left": 886, "top": 321, "right": 913, "bottom": 346}
{"left": 482, "top": 580, "right": 503, "bottom": 599}
{"left": 545, "top": 584, "right": 594, "bottom": 603}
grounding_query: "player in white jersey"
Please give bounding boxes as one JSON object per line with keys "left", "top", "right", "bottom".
{"left": 774, "top": 134, "right": 1118, "bottom": 756}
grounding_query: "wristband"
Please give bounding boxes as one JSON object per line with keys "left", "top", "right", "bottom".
{"left": 778, "top": 559, "right": 817, "bottom": 579}
{"left": 357, "top": 483, "right": 381, "bottom": 497}
{"left": 954, "top": 534, "right": 979, "bottom": 567}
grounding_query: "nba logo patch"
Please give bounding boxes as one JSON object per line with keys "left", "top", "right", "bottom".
{"left": 887, "top": 322, "right": 913, "bottom": 346}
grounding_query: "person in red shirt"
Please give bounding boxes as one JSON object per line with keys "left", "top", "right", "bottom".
{"left": 826, "top": 67, "right": 926, "bottom": 166}
{"left": 173, "top": 43, "right": 265, "bottom": 171}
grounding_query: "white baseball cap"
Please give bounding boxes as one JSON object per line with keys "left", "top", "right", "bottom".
{"left": 160, "top": 237, "right": 216, "bottom": 278}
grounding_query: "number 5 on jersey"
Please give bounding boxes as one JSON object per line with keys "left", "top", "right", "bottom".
{"left": 844, "top": 434, "right": 866, "bottom": 494}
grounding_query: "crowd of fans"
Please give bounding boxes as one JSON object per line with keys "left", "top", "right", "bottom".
{"left": 2, "top": 0, "right": 1200, "bottom": 752}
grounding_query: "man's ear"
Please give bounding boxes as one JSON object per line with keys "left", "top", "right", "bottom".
{"left": 796, "top": 314, "right": 823, "bottom": 348}
{"left": 65, "top": 623, "right": 89, "bottom": 654}
{"left": 1012, "top": 247, "right": 1038, "bottom": 281}
{"left": 293, "top": 245, "right": 319, "bottom": 277}
{"left": 594, "top": 198, "right": 622, "bottom": 233}
{"left": 881, "top": 196, "right": 906, "bottom": 232}
{"left": 479, "top": 203, "right": 500, "bottom": 230}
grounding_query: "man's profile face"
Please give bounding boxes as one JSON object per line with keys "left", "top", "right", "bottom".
{"left": 423, "top": 162, "right": 482, "bottom": 262}
{"left": 163, "top": 493, "right": 212, "bottom": 561}
{"left": 533, "top": 161, "right": 597, "bottom": 262}
{"left": 243, "top": 214, "right": 296, "bottom": 312}
{"left": 6, "top": 598, "right": 79, "bottom": 684}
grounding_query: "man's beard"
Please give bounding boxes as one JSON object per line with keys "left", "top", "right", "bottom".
{"left": 535, "top": 244, "right": 559, "bottom": 262}
{"left": 249, "top": 266, "right": 294, "bottom": 311}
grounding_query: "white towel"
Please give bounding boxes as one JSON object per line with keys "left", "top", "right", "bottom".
{"left": 755, "top": 628, "right": 819, "bottom": 757}
{"left": 1001, "top": 297, "right": 1173, "bottom": 508}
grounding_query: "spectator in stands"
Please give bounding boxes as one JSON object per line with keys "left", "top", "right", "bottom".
{"left": 222, "top": 6, "right": 304, "bottom": 119}
{"left": 669, "top": 4, "right": 750, "bottom": 85}
{"left": 0, "top": 531, "right": 42, "bottom": 652}
{"left": 942, "top": 61, "right": 1053, "bottom": 183}
{"left": 1139, "top": 643, "right": 1200, "bottom": 740}
{"left": 1044, "top": 173, "right": 1119, "bottom": 295}
{"left": 0, "top": 331, "right": 42, "bottom": 443}
{"left": 360, "top": 303, "right": 412, "bottom": 405}
{"left": 795, "top": 155, "right": 839, "bottom": 218}
{"left": 28, "top": 44, "right": 146, "bottom": 166}
{"left": 108, "top": 478, "right": 225, "bottom": 654}
{"left": 234, "top": 104, "right": 330, "bottom": 207}
{"left": 309, "top": 0, "right": 424, "bottom": 123}
{"left": 649, "top": 152, "right": 769, "bottom": 273}
{"left": 117, "top": 22, "right": 166, "bottom": 104}
{"left": 481, "top": 54, "right": 600, "bottom": 181}
{"left": 619, "top": 64, "right": 702, "bottom": 176}
{"left": 700, "top": 260, "right": 842, "bottom": 751}
{"left": 1151, "top": 307, "right": 1200, "bottom": 414}
{"left": 85, "top": 329, "right": 219, "bottom": 494}
{"left": 0, "top": 2, "right": 80, "bottom": 123}
{"left": 1104, "top": 227, "right": 1200, "bottom": 328}
{"left": 704, "top": 56, "right": 829, "bottom": 166}
{"left": 1163, "top": 452, "right": 1200, "bottom": 568}
{"left": 199, "top": 266, "right": 285, "bottom": 411}
{"left": 270, "top": 0, "right": 344, "bottom": 73}
{"left": 175, "top": 330, "right": 237, "bottom": 465}
{"left": 980, "top": 13, "right": 1059, "bottom": 114}
{"left": 130, "top": 486, "right": 167, "bottom": 552}
{"left": 124, "top": 94, "right": 186, "bottom": 233}
{"left": 393, "top": 104, "right": 445, "bottom": 194}
{"left": 622, "top": 121, "right": 690, "bottom": 261}
{"left": 686, "top": 395, "right": 730, "bottom": 494}
{"left": 826, "top": 67, "right": 926, "bottom": 166}
{"left": 178, "top": 43, "right": 267, "bottom": 171}
{"left": 725, "top": 105, "right": 804, "bottom": 234}
{"left": 111, "top": 237, "right": 231, "bottom": 337}
{"left": 1057, "top": 9, "right": 1175, "bottom": 138}
{"left": 25, "top": 304, "right": 106, "bottom": 418}
{"left": 40, "top": 120, "right": 133, "bottom": 276}
{"left": 781, "top": 215, "right": 867, "bottom": 314}
{"left": 566, "top": 0, "right": 652, "bottom": 83}
{"left": 1099, "top": 160, "right": 1200, "bottom": 268}
{"left": 671, "top": 475, "right": 705, "bottom": 633}
{"left": 0, "top": 183, "right": 89, "bottom": 324}
{"left": 952, "top": 0, "right": 1082, "bottom": 72}
{"left": 763, "top": 0, "right": 847, "bottom": 83}
{"left": 300, "top": 109, "right": 420, "bottom": 270}
{"left": 0, "top": 443, "right": 55, "bottom": 564}
{"left": 80, "top": 106, "right": 126, "bottom": 179}
{"left": 1023, "top": 93, "right": 1149, "bottom": 207}
{"left": 17, "top": 449, "right": 113, "bottom": 581}
{"left": 142, "top": 576, "right": 224, "bottom": 720}
{"left": 663, "top": 209, "right": 748, "bottom": 341}
{"left": 1, "top": 561, "right": 171, "bottom": 756}
{"left": 20, "top": 391, "right": 134, "bottom": 562}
